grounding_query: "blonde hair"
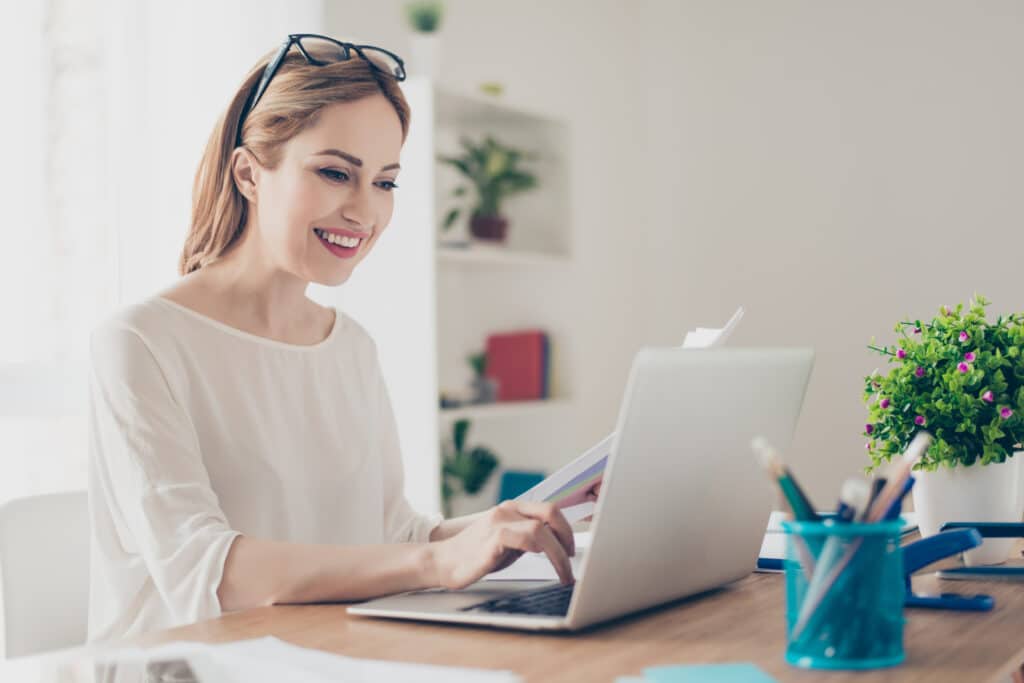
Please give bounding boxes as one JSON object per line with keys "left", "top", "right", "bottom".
{"left": 180, "top": 45, "right": 410, "bottom": 275}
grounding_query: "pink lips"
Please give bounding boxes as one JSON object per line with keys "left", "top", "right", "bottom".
{"left": 314, "top": 227, "right": 367, "bottom": 260}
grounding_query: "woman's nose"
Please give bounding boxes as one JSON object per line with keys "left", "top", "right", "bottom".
{"left": 340, "top": 184, "right": 373, "bottom": 228}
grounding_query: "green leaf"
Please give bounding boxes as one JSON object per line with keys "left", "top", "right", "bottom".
{"left": 442, "top": 208, "right": 460, "bottom": 230}
{"left": 453, "top": 419, "right": 470, "bottom": 453}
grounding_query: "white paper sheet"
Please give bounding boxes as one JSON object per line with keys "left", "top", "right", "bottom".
{"left": 91, "top": 636, "right": 522, "bottom": 683}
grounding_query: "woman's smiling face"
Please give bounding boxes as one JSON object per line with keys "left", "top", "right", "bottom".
{"left": 243, "top": 94, "right": 404, "bottom": 286}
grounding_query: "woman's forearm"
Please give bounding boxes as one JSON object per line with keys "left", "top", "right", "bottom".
{"left": 216, "top": 535, "right": 439, "bottom": 612}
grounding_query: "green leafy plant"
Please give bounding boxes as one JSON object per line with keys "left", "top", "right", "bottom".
{"left": 404, "top": 1, "right": 444, "bottom": 33}
{"left": 441, "top": 418, "right": 499, "bottom": 517}
{"left": 863, "top": 295, "right": 1024, "bottom": 472}
{"left": 438, "top": 136, "right": 538, "bottom": 231}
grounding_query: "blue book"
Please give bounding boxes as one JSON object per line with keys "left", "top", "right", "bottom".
{"left": 644, "top": 663, "right": 778, "bottom": 683}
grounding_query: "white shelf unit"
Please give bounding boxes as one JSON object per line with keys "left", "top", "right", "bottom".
{"left": 439, "top": 398, "right": 574, "bottom": 423}
{"left": 310, "top": 78, "right": 577, "bottom": 516}
{"left": 436, "top": 244, "right": 572, "bottom": 268}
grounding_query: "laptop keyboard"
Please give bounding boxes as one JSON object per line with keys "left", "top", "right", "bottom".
{"left": 460, "top": 583, "right": 575, "bottom": 617}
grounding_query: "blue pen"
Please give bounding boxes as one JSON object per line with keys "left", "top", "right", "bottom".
{"left": 835, "top": 479, "right": 870, "bottom": 523}
{"left": 882, "top": 476, "right": 915, "bottom": 521}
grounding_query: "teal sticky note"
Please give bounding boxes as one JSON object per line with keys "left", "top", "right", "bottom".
{"left": 644, "top": 663, "right": 778, "bottom": 683}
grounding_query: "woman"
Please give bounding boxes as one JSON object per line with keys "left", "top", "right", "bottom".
{"left": 87, "top": 34, "right": 576, "bottom": 642}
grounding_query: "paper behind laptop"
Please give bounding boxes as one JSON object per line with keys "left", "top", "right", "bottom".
{"left": 514, "top": 306, "right": 745, "bottom": 509}
{"left": 495, "top": 308, "right": 744, "bottom": 582}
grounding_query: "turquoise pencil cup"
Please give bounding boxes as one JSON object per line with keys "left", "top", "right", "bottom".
{"left": 781, "top": 518, "right": 905, "bottom": 670}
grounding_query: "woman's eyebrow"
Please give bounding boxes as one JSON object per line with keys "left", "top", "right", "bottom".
{"left": 314, "top": 148, "right": 400, "bottom": 171}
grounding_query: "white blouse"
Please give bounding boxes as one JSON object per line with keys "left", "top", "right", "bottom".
{"left": 86, "top": 297, "right": 440, "bottom": 642}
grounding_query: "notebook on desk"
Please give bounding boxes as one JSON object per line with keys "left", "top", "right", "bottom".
{"left": 349, "top": 347, "right": 814, "bottom": 631}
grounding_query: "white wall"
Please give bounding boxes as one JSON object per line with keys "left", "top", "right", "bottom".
{"left": 328, "top": 1, "right": 1024, "bottom": 503}
{"left": 638, "top": 0, "right": 1024, "bottom": 500}
{"left": 325, "top": 0, "right": 652, "bottom": 467}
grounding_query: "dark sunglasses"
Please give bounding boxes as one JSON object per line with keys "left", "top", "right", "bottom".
{"left": 237, "top": 34, "right": 406, "bottom": 144}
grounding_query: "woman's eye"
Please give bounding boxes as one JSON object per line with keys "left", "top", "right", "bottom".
{"left": 319, "top": 169, "right": 349, "bottom": 182}
{"left": 376, "top": 180, "right": 399, "bottom": 192}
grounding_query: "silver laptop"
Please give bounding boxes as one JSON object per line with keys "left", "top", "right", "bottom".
{"left": 349, "top": 347, "right": 814, "bottom": 631}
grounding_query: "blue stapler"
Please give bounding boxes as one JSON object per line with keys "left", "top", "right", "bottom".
{"left": 901, "top": 528, "right": 995, "bottom": 610}
{"left": 935, "top": 522, "right": 1024, "bottom": 582}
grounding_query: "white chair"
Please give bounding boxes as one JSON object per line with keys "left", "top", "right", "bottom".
{"left": 0, "top": 490, "right": 90, "bottom": 658}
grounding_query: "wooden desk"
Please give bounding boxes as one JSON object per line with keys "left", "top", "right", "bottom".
{"left": 122, "top": 565, "right": 1024, "bottom": 682}
{"left": 6, "top": 550, "right": 1024, "bottom": 682}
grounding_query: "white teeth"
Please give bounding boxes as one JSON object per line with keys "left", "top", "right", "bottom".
{"left": 315, "top": 229, "right": 362, "bottom": 249}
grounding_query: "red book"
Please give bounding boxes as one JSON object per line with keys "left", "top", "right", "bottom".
{"left": 485, "top": 330, "right": 548, "bottom": 401}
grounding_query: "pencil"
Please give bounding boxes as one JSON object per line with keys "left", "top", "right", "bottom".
{"left": 752, "top": 437, "right": 820, "bottom": 521}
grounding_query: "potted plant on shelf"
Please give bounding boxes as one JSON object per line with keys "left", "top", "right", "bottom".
{"left": 438, "top": 135, "right": 538, "bottom": 243}
{"left": 864, "top": 295, "right": 1024, "bottom": 565}
{"left": 441, "top": 418, "right": 499, "bottom": 518}
{"left": 403, "top": 1, "right": 444, "bottom": 79}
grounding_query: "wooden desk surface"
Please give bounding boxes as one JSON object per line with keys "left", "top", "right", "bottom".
{"left": 6, "top": 546, "right": 1024, "bottom": 682}
{"left": 120, "top": 563, "right": 1024, "bottom": 682}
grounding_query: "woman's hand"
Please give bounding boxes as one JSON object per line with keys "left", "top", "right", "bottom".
{"left": 428, "top": 500, "right": 575, "bottom": 590}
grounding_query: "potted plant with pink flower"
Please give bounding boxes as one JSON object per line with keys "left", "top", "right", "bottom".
{"left": 864, "top": 295, "right": 1024, "bottom": 565}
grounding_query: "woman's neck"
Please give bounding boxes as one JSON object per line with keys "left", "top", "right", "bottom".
{"left": 164, "top": 228, "right": 334, "bottom": 346}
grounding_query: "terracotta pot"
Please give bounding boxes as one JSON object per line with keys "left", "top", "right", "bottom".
{"left": 469, "top": 214, "right": 508, "bottom": 242}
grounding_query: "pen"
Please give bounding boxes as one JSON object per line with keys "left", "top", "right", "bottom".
{"left": 791, "top": 479, "right": 870, "bottom": 638}
{"left": 751, "top": 437, "right": 820, "bottom": 521}
{"left": 836, "top": 478, "right": 870, "bottom": 523}
{"left": 866, "top": 432, "right": 932, "bottom": 522}
{"left": 790, "top": 432, "right": 933, "bottom": 641}
{"left": 861, "top": 474, "right": 887, "bottom": 522}
{"left": 882, "top": 476, "right": 915, "bottom": 521}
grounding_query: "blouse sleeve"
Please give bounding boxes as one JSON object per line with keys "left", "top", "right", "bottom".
{"left": 89, "top": 322, "right": 241, "bottom": 624}
{"left": 373, "top": 352, "right": 443, "bottom": 544}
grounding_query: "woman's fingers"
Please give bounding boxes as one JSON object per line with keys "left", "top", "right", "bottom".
{"left": 498, "top": 522, "right": 574, "bottom": 585}
{"left": 512, "top": 501, "right": 575, "bottom": 557}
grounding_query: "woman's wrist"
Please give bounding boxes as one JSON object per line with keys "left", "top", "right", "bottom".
{"left": 420, "top": 539, "right": 444, "bottom": 587}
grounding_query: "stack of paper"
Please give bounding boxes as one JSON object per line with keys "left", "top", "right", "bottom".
{"left": 89, "top": 637, "right": 522, "bottom": 683}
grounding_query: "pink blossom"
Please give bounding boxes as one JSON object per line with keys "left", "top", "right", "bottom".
{"left": 915, "top": 366, "right": 926, "bottom": 378}
{"left": 865, "top": 423, "right": 875, "bottom": 435}
{"left": 959, "top": 331, "right": 970, "bottom": 343}
{"left": 964, "top": 351, "right": 976, "bottom": 362}
{"left": 880, "top": 398, "right": 891, "bottom": 409}
{"left": 982, "top": 390, "right": 995, "bottom": 403}
{"left": 958, "top": 362, "right": 971, "bottom": 374}
{"left": 914, "top": 415, "right": 927, "bottom": 426}
{"left": 865, "top": 442, "right": 872, "bottom": 450}
{"left": 897, "top": 348, "right": 907, "bottom": 359}
{"left": 1001, "top": 407, "right": 1014, "bottom": 419}
{"left": 913, "top": 327, "right": 922, "bottom": 334}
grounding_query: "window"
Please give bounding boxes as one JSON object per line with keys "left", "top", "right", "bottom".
{"left": 0, "top": 0, "right": 325, "bottom": 504}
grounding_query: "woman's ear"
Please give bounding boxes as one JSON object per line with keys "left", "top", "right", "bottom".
{"left": 231, "top": 148, "right": 260, "bottom": 202}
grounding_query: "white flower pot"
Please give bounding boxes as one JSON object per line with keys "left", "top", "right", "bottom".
{"left": 912, "top": 456, "right": 1023, "bottom": 566}
{"left": 408, "top": 33, "right": 440, "bottom": 80}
